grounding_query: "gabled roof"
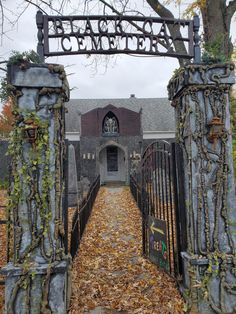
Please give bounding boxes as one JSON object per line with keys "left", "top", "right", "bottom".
{"left": 65, "top": 97, "right": 175, "bottom": 133}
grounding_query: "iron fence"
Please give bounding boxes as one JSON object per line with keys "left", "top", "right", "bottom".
{"left": 130, "top": 175, "right": 142, "bottom": 211}
{"left": 132, "top": 140, "right": 186, "bottom": 279}
{"left": 70, "top": 175, "right": 100, "bottom": 259}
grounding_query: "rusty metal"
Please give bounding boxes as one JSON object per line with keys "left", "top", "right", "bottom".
{"left": 23, "top": 119, "right": 39, "bottom": 144}
{"left": 207, "top": 116, "right": 224, "bottom": 144}
{"left": 36, "top": 11, "right": 200, "bottom": 62}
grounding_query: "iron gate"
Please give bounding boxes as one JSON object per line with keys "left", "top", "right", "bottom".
{"left": 141, "top": 140, "right": 186, "bottom": 278}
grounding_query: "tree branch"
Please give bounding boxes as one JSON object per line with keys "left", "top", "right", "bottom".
{"left": 24, "top": 0, "right": 48, "bottom": 14}
{"left": 0, "top": 0, "right": 4, "bottom": 42}
{"left": 224, "top": 0, "right": 236, "bottom": 45}
{"left": 25, "top": 0, "right": 69, "bottom": 15}
{"left": 227, "top": 0, "right": 236, "bottom": 19}
{"left": 98, "top": 0, "right": 122, "bottom": 14}
{"left": 146, "top": 0, "right": 174, "bottom": 18}
{"left": 146, "top": 0, "right": 188, "bottom": 66}
{"left": 96, "top": 0, "right": 169, "bottom": 51}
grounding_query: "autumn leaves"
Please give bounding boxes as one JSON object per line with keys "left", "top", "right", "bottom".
{"left": 0, "top": 186, "right": 184, "bottom": 313}
{"left": 69, "top": 187, "right": 184, "bottom": 314}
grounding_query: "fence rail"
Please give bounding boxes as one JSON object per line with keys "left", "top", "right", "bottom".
{"left": 70, "top": 176, "right": 100, "bottom": 259}
{"left": 130, "top": 175, "right": 142, "bottom": 211}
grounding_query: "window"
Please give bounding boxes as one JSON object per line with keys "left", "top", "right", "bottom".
{"left": 107, "top": 146, "right": 118, "bottom": 172}
{"left": 103, "top": 112, "right": 119, "bottom": 135}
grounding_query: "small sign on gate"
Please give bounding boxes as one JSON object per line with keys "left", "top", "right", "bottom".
{"left": 148, "top": 215, "right": 169, "bottom": 271}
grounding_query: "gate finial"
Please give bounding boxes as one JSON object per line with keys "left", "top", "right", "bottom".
{"left": 36, "top": 10, "right": 44, "bottom": 63}
{"left": 193, "top": 15, "right": 201, "bottom": 63}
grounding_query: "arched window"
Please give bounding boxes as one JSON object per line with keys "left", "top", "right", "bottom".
{"left": 102, "top": 111, "right": 119, "bottom": 135}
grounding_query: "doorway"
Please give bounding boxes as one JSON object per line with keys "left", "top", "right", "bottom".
{"left": 99, "top": 145, "right": 126, "bottom": 184}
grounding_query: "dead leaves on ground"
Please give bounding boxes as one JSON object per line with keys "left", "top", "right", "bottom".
{"left": 69, "top": 187, "right": 184, "bottom": 314}
{"left": 0, "top": 190, "right": 8, "bottom": 312}
{"left": 0, "top": 187, "right": 185, "bottom": 313}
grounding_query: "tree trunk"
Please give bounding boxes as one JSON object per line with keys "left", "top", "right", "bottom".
{"left": 201, "top": 0, "right": 234, "bottom": 58}
{"left": 146, "top": 0, "right": 236, "bottom": 62}
{"left": 146, "top": 0, "right": 188, "bottom": 66}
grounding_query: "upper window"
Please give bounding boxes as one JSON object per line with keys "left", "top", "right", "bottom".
{"left": 102, "top": 112, "right": 119, "bottom": 135}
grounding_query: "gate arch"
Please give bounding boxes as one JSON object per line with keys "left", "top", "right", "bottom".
{"left": 96, "top": 140, "right": 129, "bottom": 185}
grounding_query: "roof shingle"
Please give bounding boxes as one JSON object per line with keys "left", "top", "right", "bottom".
{"left": 65, "top": 97, "right": 175, "bottom": 133}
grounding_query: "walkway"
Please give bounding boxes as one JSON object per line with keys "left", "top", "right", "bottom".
{"left": 69, "top": 187, "right": 184, "bottom": 314}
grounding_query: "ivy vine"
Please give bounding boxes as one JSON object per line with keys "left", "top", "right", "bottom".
{"left": 172, "top": 66, "right": 236, "bottom": 313}
{"left": 6, "top": 108, "right": 62, "bottom": 313}
{"left": 2, "top": 57, "right": 70, "bottom": 313}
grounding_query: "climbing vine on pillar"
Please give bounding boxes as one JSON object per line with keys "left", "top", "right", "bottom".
{"left": 168, "top": 63, "right": 236, "bottom": 313}
{"left": 1, "top": 61, "right": 70, "bottom": 314}
{"left": 7, "top": 111, "right": 57, "bottom": 261}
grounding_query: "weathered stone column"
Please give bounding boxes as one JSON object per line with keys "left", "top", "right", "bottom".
{"left": 168, "top": 63, "right": 236, "bottom": 314}
{"left": 2, "top": 63, "right": 71, "bottom": 313}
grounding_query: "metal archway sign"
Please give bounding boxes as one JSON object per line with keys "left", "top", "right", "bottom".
{"left": 36, "top": 11, "right": 201, "bottom": 63}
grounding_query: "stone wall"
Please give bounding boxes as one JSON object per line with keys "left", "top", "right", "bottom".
{"left": 168, "top": 63, "right": 236, "bottom": 314}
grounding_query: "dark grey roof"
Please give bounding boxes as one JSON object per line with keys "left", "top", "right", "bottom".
{"left": 65, "top": 97, "right": 175, "bottom": 133}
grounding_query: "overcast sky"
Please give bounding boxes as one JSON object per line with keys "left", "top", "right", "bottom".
{"left": 0, "top": 0, "right": 235, "bottom": 111}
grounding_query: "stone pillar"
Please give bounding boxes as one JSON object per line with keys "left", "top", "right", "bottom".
{"left": 2, "top": 63, "right": 71, "bottom": 313}
{"left": 68, "top": 144, "right": 79, "bottom": 207}
{"left": 168, "top": 63, "right": 236, "bottom": 314}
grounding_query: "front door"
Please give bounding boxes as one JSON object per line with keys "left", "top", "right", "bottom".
{"left": 99, "top": 145, "right": 126, "bottom": 183}
{"left": 107, "top": 146, "right": 118, "bottom": 174}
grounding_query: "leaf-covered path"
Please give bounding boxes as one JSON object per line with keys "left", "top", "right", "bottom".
{"left": 69, "top": 186, "right": 184, "bottom": 314}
